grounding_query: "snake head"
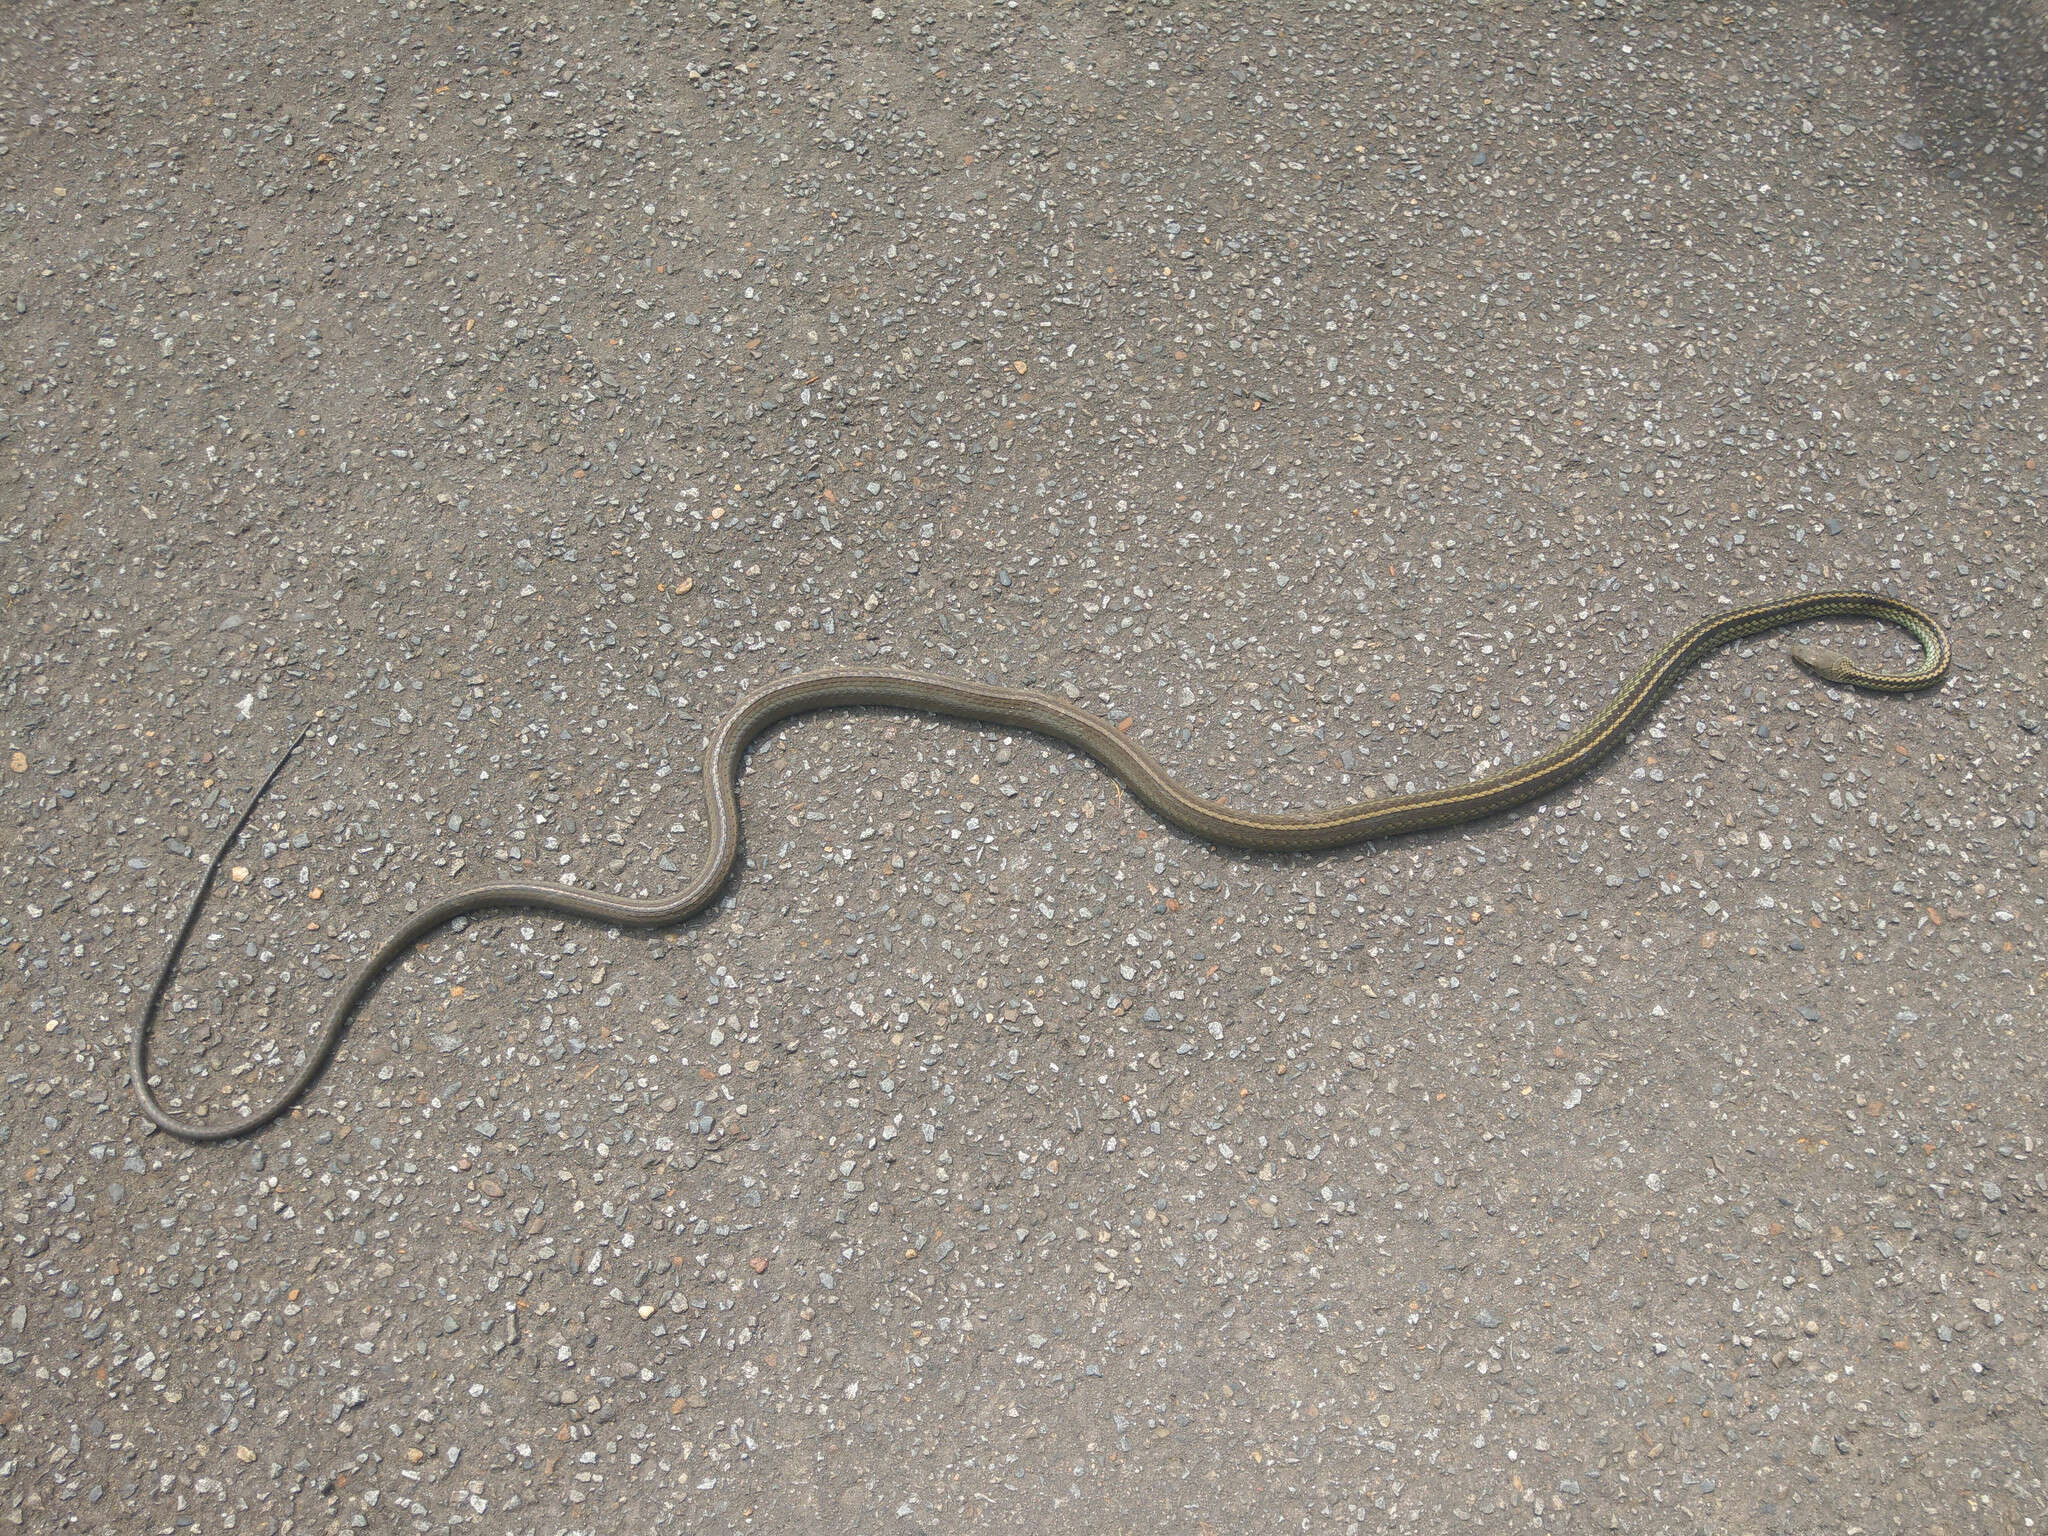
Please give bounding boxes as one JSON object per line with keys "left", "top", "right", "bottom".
{"left": 1788, "top": 642, "right": 1857, "bottom": 685}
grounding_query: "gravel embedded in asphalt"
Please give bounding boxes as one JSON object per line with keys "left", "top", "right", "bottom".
{"left": 3, "top": 2, "right": 2045, "bottom": 1532}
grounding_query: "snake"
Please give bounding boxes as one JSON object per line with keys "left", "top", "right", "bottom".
{"left": 132, "top": 588, "right": 1949, "bottom": 1142}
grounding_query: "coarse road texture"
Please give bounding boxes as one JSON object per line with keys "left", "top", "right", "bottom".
{"left": 2, "top": 2, "right": 2045, "bottom": 1533}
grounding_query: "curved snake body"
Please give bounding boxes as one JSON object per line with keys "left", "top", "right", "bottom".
{"left": 133, "top": 589, "right": 1949, "bottom": 1142}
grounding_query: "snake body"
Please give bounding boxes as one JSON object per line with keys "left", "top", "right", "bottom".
{"left": 133, "top": 589, "right": 1949, "bottom": 1142}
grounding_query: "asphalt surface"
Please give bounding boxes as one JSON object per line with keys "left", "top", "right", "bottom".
{"left": 4, "top": 2, "right": 2046, "bottom": 1532}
